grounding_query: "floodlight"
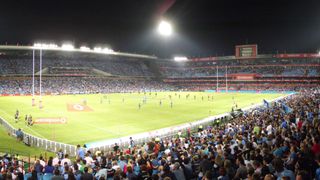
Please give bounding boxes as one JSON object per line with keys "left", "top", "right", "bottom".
{"left": 33, "top": 43, "right": 58, "bottom": 49}
{"left": 80, "top": 46, "right": 91, "bottom": 51}
{"left": 94, "top": 47, "right": 102, "bottom": 52}
{"left": 33, "top": 43, "right": 42, "bottom": 47}
{"left": 102, "top": 48, "right": 114, "bottom": 54}
{"left": 47, "top": 44, "right": 58, "bottom": 49}
{"left": 174, "top": 56, "right": 188, "bottom": 62}
{"left": 158, "top": 20, "right": 172, "bottom": 36}
{"left": 61, "top": 44, "right": 74, "bottom": 51}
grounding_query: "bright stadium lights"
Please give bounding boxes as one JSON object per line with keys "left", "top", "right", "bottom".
{"left": 47, "top": 44, "right": 58, "bottom": 48}
{"left": 33, "top": 43, "right": 42, "bottom": 48}
{"left": 174, "top": 56, "right": 188, "bottom": 62}
{"left": 33, "top": 43, "right": 58, "bottom": 49}
{"left": 158, "top": 20, "right": 173, "bottom": 36}
{"left": 102, "top": 48, "right": 114, "bottom": 54}
{"left": 80, "top": 46, "right": 91, "bottom": 51}
{"left": 61, "top": 44, "right": 74, "bottom": 51}
{"left": 94, "top": 47, "right": 102, "bottom": 52}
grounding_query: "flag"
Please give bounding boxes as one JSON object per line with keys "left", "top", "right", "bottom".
{"left": 282, "top": 103, "right": 293, "bottom": 113}
{"left": 263, "top": 99, "right": 270, "bottom": 108}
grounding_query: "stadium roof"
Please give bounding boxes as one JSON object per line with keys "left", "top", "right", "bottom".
{"left": 0, "top": 45, "right": 157, "bottom": 60}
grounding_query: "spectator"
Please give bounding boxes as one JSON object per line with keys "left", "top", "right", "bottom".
{"left": 80, "top": 167, "right": 93, "bottom": 180}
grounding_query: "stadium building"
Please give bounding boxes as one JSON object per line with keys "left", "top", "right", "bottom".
{"left": 0, "top": 44, "right": 319, "bottom": 95}
{"left": 1, "top": 1, "right": 320, "bottom": 179}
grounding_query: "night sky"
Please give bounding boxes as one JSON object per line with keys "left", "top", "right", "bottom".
{"left": 0, "top": 0, "right": 320, "bottom": 58}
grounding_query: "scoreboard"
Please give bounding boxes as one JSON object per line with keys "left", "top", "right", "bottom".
{"left": 235, "top": 44, "right": 258, "bottom": 58}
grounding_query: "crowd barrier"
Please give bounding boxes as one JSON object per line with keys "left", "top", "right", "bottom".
{"left": 0, "top": 117, "right": 77, "bottom": 156}
{"left": 0, "top": 92, "right": 295, "bottom": 156}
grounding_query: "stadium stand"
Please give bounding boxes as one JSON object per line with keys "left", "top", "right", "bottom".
{"left": 0, "top": 46, "right": 320, "bottom": 179}
{"left": 0, "top": 88, "right": 319, "bottom": 179}
{"left": 1, "top": 47, "right": 319, "bottom": 94}
{"left": 0, "top": 78, "right": 176, "bottom": 95}
{"left": 0, "top": 50, "right": 155, "bottom": 77}
{"left": 159, "top": 55, "right": 320, "bottom": 91}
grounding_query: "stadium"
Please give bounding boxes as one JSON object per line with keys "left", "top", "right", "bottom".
{"left": 0, "top": 1, "right": 320, "bottom": 180}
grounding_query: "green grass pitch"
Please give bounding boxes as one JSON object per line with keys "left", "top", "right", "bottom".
{"left": 0, "top": 92, "right": 284, "bottom": 145}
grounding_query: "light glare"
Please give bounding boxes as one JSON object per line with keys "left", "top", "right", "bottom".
{"left": 103, "top": 48, "right": 114, "bottom": 54}
{"left": 33, "top": 43, "right": 58, "bottom": 49}
{"left": 158, "top": 20, "right": 172, "bottom": 36}
{"left": 80, "top": 46, "right": 91, "bottom": 51}
{"left": 174, "top": 56, "right": 188, "bottom": 62}
{"left": 94, "top": 47, "right": 102, "bottom": 52}
{"left": 61, "top": 44, "right": 74, "bottom": 51}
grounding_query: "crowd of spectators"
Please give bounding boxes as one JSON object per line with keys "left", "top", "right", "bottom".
{"left": 158, "top": 57, "right": 320, "bottom": 67}
{"left": 158, "top": 57, "right": 320, "bottom": 78}
{"left": 160, "top": 66, "right": 320, "bottom": 78}
{"left": 0, "top": 55, "right": 154, "bottom": 77}
{"left": 1, "top": 88, "right": 319, "bottom": 180}
{"left": 0, "top": 77, "right": 176, "bottom": 95}
{"left": 169, "top": 82, "right": 318, "bottom": 92}
{"left": 159, "top": 58, "right": 320, "bottom": 91}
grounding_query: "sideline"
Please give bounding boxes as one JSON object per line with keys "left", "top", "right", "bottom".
{"left": 0, "top": 92, "right": 295, "bottom": 151}
{"left": 0, "top": 110, "right": 46, "bottom": 139}
{"left": 86, "top": 92, "right": 295, "bottom": 148}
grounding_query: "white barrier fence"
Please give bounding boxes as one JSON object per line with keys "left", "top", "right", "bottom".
{"left": 0, "top": 117, "right": 77, "bottom": 156}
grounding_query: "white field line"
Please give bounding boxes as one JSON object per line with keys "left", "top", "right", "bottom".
{"left": 86, "top": 93, "right": 294, "bottom": 148}
{"left": 0, "top": 93, "right": 295, "bottom": 148}
{"left": 0, "top": 109, "right": 46, "bottom": 138}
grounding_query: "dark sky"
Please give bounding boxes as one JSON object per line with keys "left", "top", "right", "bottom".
{"left": 1, "top": 0, "right": 320, "bottom": 58}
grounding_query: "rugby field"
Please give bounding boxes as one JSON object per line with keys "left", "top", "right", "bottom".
{"left": 0, "top": 92, "right": 284, "bottom": 145}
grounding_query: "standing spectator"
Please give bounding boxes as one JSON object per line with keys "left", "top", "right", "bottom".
{"left": 51, "top": 169, "right": 64, "bottom": 180}
{"left": 80, "top": 167, "right": 93, "bottom": 180}
{"left": 77, "top": 145, "right": 85, "bottom": 160}
{"left": 44, "top": 158, "right": 54, "bottom": 174}
{"left": 61, "top": 154, "right": 71, "bottom": 167}
{"left": 272, "top": 158, "right": 295, "bottom": 180}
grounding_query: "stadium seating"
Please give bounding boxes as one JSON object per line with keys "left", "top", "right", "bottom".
{"left": 1, "top": 49, "right": 319, "bottom": 93}
{"left": 0, "top": 52, "right": 154, "bottom": 77}
{"left": 1, "top": 88, "right": 319, "bottom": 180}
{"left": 0, "top": 78, "right": 176, "bottom": 95}
{"left": 159, "top": 57, "right": 320, "bottom": 91}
